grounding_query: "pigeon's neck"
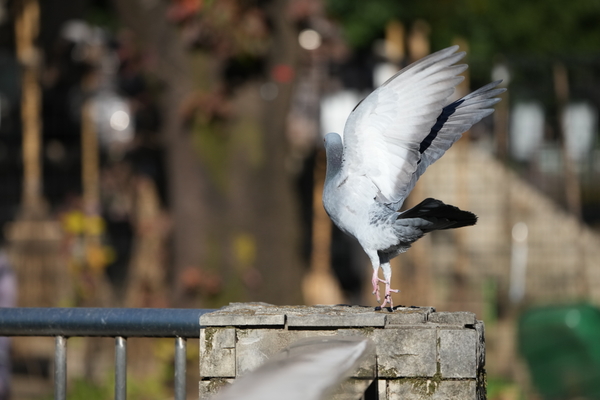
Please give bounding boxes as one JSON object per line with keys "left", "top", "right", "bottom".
{"left": 325, "top": 135, "right": 344, "bottom": 182}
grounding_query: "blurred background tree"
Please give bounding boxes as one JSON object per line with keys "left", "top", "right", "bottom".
{"left": 327, "top": 0, "right": 600, "bottom": 56}
{"left": 111, "top": 0, "right": 306, "bottom": 307}
{"left": 1, "top": 0, "right": 600, "bottom": 398}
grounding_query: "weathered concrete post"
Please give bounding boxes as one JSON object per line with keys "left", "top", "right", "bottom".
{"left": 199, "top": 303, "right": 485, "bottom": 400}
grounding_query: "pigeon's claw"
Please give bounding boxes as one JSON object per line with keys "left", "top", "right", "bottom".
{"left": 380, "top": 295, "right": 391, "bottom": 308}
{"left": 379, "top": 281, "right": 400, "bottom": 308}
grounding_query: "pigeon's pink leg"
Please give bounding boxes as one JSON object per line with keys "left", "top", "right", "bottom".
{"left": 371, "top": 268, "right": 386, "bottom": 301}
{"left": 371, "top": 269, "right": 385, "bottom": 302}
{"left": 379, "top": 262, "right": 400, "bottom": 308}
{"left": 367, "top": 251, "right": 386, "bottom": 302}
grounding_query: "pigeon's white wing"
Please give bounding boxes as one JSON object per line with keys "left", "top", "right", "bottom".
{"left": 341, "top": 46, "right": 466, "bottom": 206}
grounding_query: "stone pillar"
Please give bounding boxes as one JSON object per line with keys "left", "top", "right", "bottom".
{"left": 199, "top": 303, "right": 485, "bottom": 400}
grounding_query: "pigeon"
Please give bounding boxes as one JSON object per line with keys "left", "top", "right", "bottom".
{"left": 322, "top": 46, "right": 505, "bottom": 308}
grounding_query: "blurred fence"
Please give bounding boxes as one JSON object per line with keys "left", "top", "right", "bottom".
{"left": 0, "top": 307, "right": 215, "bottom": 400}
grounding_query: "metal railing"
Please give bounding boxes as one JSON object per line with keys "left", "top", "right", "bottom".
{"left": 0, "top": 307, "right": 215, "bottom": 400}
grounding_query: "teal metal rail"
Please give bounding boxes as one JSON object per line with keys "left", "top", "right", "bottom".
{"left": 0, "top": 307, "right": 215, "bottom": 400}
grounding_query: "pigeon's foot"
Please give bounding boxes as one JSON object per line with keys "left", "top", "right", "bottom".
{"left": 371, "top": 271, "right": 388, "bottom": 302}
{"left": 379, "top": 281, "right": 400, "bottom": 308}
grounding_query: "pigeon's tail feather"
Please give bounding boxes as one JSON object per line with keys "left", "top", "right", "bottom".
{"left": 397, "top": 198, "right": 477, "bottom": 231}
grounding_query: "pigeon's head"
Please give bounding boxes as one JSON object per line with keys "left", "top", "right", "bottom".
{"left": 323, "top": 132, "right": 343, "bottom": 176}
{"left": 323, "top": 132, "right": 343, "bottom": 150}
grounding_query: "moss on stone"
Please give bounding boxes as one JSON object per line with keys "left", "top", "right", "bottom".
{"left": 203, "top": 327, "right": 217, "bottom": 353}
{"left": 205, "top": 378, "right": 231, "bottom": 394}
{"left": 377, "top": 366, "right": 400, "bottom": 378}
{"left": 393, "top": 374, "right": 443, "bottom": 396}
{"left": 358, "top": 326, "right": 375, "bottom": 335}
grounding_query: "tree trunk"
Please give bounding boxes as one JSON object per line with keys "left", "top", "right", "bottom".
{"left": 112, "top": 0, "right": 209, "bottom": 305}
{"left": 237, "top": 0, "right": 304, "bottom": 304}
{"left": 113, "top": 0, "right": 305, "bottom": 305}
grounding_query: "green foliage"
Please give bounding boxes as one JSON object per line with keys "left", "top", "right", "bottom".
{"left": 127, "top": 376, "right": 168, "bottom": 400}
{"left": 326, "top": 0, "right": 405, "bottom": 48}
{"left": 326, "top": 0, "right": 600, "bottom": 89}
{"left": 48, "top": 375, "right": 168, "bottom": 400}
{"left": 326, "top": 0, "right": 600, "bottom": 56}
{"left": 35, "top": 378, "right": 108, "bottom": 400}
{"left": 67, "top": 379, "right": 108, "bottom": 400}
{"left": 482, "top": 278, "right": 498, "bottom": 328}
{"left": 85, "top": 5, "right": 120, "bottom": 33}
{"left": 450, "top": 0, "right": 600, "bottom": 58}
{"left": 487, "top": 376, "right": 525, "bottom": 400}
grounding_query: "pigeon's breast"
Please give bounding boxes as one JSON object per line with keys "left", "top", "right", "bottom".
{"left": 323, "top": 174, "right": 399, "bottom": 251}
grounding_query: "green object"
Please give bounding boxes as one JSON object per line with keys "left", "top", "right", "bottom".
{"left": 518, "top": 304, "right": 600, "bottom": 399}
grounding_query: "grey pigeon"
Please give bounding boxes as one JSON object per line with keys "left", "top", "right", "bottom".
{"left": 323, "top": 46, "right": 505, "bottom": 308}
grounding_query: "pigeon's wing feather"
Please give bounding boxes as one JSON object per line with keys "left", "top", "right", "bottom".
{"left": 397, "top": 81, "right": 506, "bottom": 203}
{"left": 341, "top": 46, "right": 467, "bottom": 206}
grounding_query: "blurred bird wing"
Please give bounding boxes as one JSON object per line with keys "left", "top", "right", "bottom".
{"left": 341, "top": 46, "right": 466, "bottom": 205}
{"left": 213, "top": 337, "right": 375, "bottom": 400}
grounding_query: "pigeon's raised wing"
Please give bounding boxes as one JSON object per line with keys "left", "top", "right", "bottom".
{"left": 402, "top": 80, "right": 506, "bottom": 197}
{"left": 341, "top": 46, "right": 466, "bottom": 206}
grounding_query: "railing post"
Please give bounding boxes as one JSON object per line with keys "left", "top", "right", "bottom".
{"left": 54, "top": 335, "right": 67, "bottom": 400}
{"left": 115, "top": 336, "right": 127, "bottom": 400}
{"left": 174, "top": 337, "right": 187, "bottom": 400}
{"left": 0, "top": 308, "right": 215, "bottom": 399}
